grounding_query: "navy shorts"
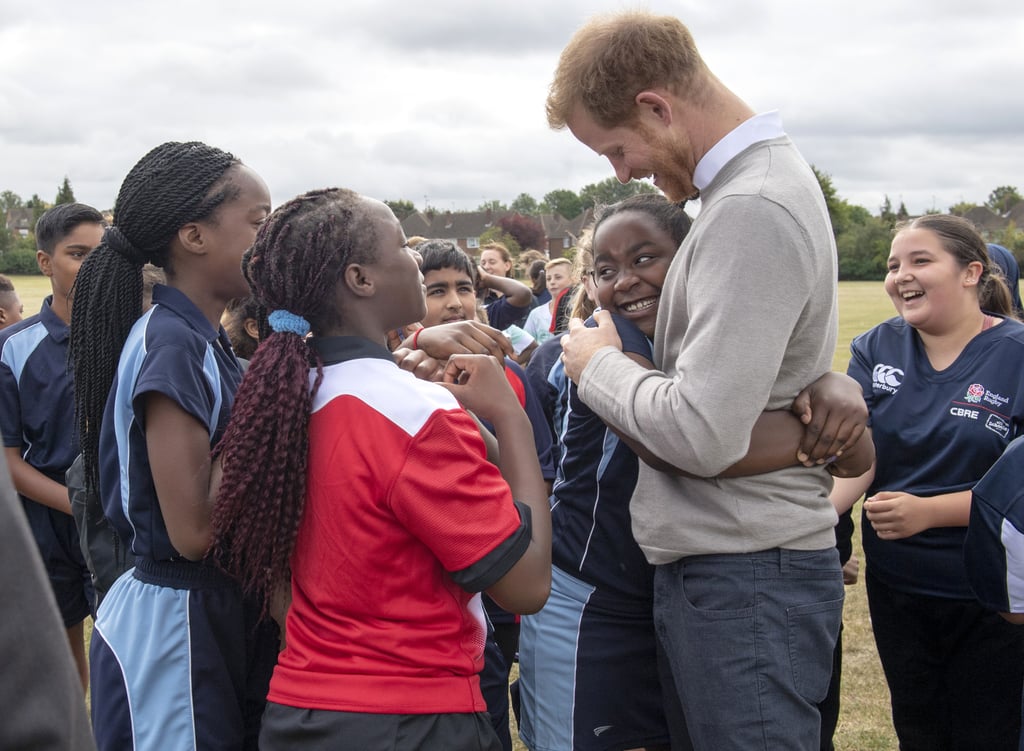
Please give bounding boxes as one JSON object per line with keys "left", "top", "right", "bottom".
{"left": 519, "top": 565, "right": 681, "bottom": 751}
{"left": 90, "top": 558, "right": 278, "bottom": 751}
{"left": 260, "top": 703, "right": 502, "bottom": 751}
{"left": 20, "top": 495, "right": 94, "bottom": 626}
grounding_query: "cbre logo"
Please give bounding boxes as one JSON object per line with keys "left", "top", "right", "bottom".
{"left": 872, "top": 363, "right": 903, "bottom": 393}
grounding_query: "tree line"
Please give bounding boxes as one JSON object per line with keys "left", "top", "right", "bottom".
{"left": 3, "top": 175, "right": 1021, "bottom": 282}
{"left": 816, "top": 172, "right": 1023, "bottom": 280}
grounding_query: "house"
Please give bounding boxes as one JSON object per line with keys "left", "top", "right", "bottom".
{"left": 4, "top": 208, "right": 33, "bottom": 238}
{"left": 401, "top": 209, "right": 500, "bottom": 254}
{"left": 963, "top": 206, "right": 1008, "bottom": 239}
{"left": 538, "top": 209, "right": 595, "bottom": 258}
{"left": 1005, "top": 201, "right": 1024, "bottom": 230}
{"left": 401, "top": 207, "right": 594, "bottom": 260}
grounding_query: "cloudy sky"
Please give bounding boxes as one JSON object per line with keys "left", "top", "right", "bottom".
{"left": 1, "top": 0, "right": 1021, "bottom": 218}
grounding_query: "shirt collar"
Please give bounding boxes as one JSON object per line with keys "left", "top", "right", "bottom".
{"left": 151, "top": 284, "right": 223, "bottom": 344}
{"left": 693, "top": 110, "right": 786, "bottom": 191}
{"left": 38, "top": 296, "right": 69, "bottom": 342}
{"left": 308, "top": 336, "right": 394, "bottom": 367}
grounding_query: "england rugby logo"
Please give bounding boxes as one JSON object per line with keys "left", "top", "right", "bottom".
{"left": 965, "top": 383, "right": 985, "bottom": 404}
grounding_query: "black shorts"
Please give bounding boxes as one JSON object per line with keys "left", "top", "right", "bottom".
{"left": 21, "top": 495, "right": 93, "bottom": 626}
{"left": 260, "top": 703, "right": 502, "bottom": 751}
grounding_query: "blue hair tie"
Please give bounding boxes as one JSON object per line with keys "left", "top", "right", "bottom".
{"left": 268, "top": 310, "right": 311, "bottom": 337}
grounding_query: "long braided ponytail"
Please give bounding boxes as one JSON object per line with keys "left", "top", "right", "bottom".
{"left": 69, "top": 141, "right": 241, "bottom": 497}
{"left": 210, "top": 188, "right": 377, "bottom": 609}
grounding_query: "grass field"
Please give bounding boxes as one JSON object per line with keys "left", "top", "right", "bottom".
{"left": 11, "top": 275, "right": 902, "bottom": 749}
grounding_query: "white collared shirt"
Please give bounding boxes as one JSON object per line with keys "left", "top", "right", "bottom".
{"left": 693, "top": 110, "right": 786, "bottom": 193}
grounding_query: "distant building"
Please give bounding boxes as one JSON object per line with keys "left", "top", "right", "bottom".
{"left": 400, "top": 207, "right": 595, "bottom": 260}
{"left": 4, "top": 208, "right": 33, "bottom": 238}
{"left": 963, "top": 206, "right": 1009, "bottom": 239}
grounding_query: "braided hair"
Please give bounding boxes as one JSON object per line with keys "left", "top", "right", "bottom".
{"left": 210, "top": 188, "right": 376, "bottom": 608}
{"left": 69, "top": 141, "right": 241, "bottom": 497}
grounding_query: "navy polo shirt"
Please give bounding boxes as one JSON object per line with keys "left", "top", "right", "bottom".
{"left": 99, "top": 284, "right": 242, "bottom": 561}
{"left": 0, "top": 297, "right": 78, "bottom": 482}
{"left": 849, "top": 315, "right": 1024, "bottom": 598}
{"left": 550, "top": 313, "right": 655, "bottom": 604}
{"left": 486, "top": 296, "right": 531, "bottom": 331}
{"left": 524, "top": 336, "right": 563, "bottom": 447}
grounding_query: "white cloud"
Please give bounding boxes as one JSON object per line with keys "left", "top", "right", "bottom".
{"left": 1, "top": 0, "right": 1021, "bottom": 216}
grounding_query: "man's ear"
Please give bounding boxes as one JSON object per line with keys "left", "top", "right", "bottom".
{"left": 635, "top": 90, "right": 673, "bottom": 126}
{"left": 343, "top": 263, "right": 375, "bottom": 298}
{"left": 36, "top": 250, "right": 52, "bottom": 277}
{"left": 176, "top": 223, "right": 206, "bottom": 256}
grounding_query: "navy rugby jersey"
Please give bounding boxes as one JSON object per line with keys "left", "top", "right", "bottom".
{"left": 849, "top": 314, "right": 1024, "bottom": 598}
{"left": 965, "top": 436, "right": 1024, "bottom": 614}
{"left": 99, "top": 285, "right": 242, "bottom": 561}
{"left": 550, "top": 313, "right": 654, "bottom": 603}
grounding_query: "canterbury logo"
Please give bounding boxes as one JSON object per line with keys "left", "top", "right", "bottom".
{"left": 872, "top": 364, "right": 903, "bottom": 392}
{"left": 593, "top": 726, "right": 613, "bottom": 737}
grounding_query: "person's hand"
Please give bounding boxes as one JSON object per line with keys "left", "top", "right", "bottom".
{"left": 393, "top": 347, "right": 445, "bottom": 382}
{"left": 477, "top": 265, "right": 497, "bottom": 290}
{"left": 560, "top": 310, "right": 622, "bottom": 383}
{"left": 825, "top": 428, "right": 874, "bottom": 478}
{"left": 414, "top": 321, "right": 513, "bottom": 360}
{"left": 387, "top": 323, "right": 422, "bottom": 352}
{"left": 842, "top": 554, "right": 860, "bottom": 585}
{"left": 864, "top": 491, "right": 931, "bottom": 539}
{"left": 437, "top": 354, "right": 521, "bottom": 425}
{"left": 792, "top": 372, "right": 868, "bottom": 466}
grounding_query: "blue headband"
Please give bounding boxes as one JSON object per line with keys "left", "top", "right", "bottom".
{"left": 267, "top": 309, "right": 311, "bottom": 337}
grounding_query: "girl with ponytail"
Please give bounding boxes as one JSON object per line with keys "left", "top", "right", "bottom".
{"left": 70, "top": 141, "right": 277, "bottom": 750}
{"left": 210, "top": 189, "right": 551, "bottom": 751}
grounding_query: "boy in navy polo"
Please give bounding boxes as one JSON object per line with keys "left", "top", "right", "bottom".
{"left": 0, "top": 274, "right": 24, "bottom": 330}
{"left": 0, "top": 203, "right": 104, "bottom": 689}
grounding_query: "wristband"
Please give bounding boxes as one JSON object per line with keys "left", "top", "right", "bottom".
{"left": 409, "top": 328, "right": 423, "bottom": 350}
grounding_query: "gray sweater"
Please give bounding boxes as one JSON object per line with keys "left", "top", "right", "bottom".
{"left": 579, "top": 136, "right": 840, "bottom": 562}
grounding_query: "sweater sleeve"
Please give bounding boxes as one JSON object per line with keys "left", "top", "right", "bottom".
{"left": 579, "top": 196, "right": 825, "bottom": 477}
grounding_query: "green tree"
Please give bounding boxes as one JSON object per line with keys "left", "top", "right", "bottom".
{"left": 811, "top": 166, "right": 852, "bottom": 236}
{"left": 836, "top": 216, "right": 891, "bottom": 281}
{"left": 25, "top": 194, "right": 49, "bottom": 227}
{"left": 879, "top": 195, "right": 896, "bottom": 229}
{"left": 0, "top": 190, "right": 23, "bottom": 213}
{"left": 0, "top": 248, "right": 41, "bottom": 274}
{"left": 477, "top": 199, "right": 508, "bottom": 213}
{"left": 478, "top": 226, "right": 521, "bottom": 256}
{"left": 579, "top": 177, "right": 657, "bottom": 210}
{"left": 509, "top": 193, "right": 539, "bottom": 216}
{"left": 54, "top": 176, "right": 75, "bottom": 205}
{"left": 986, "top": 185, "right": 1023, "bottom": 216}
{"left": 541, "top": 189, "right": 584, "bottom": 219}
{"left": 993, "top": 223, "right": 1024, "bottom": 259}
{"left": 949, "top": 201, "right": 977, "bottom": 216}
{"left": 384, "top": 199, "right": 416, "bottom": 220}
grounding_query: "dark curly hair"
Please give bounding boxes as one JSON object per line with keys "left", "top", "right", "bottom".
{"left": 222, "top": 296, "right": 264, "bottom": 360}
{"left": 209, "top": 187, "right": 377, "bottom": 608}
{"left": 591, "top": 193, "right": 692, "bottom": 248}
{"left": 69, "top": 141, "right": 242, "bottom": 497}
